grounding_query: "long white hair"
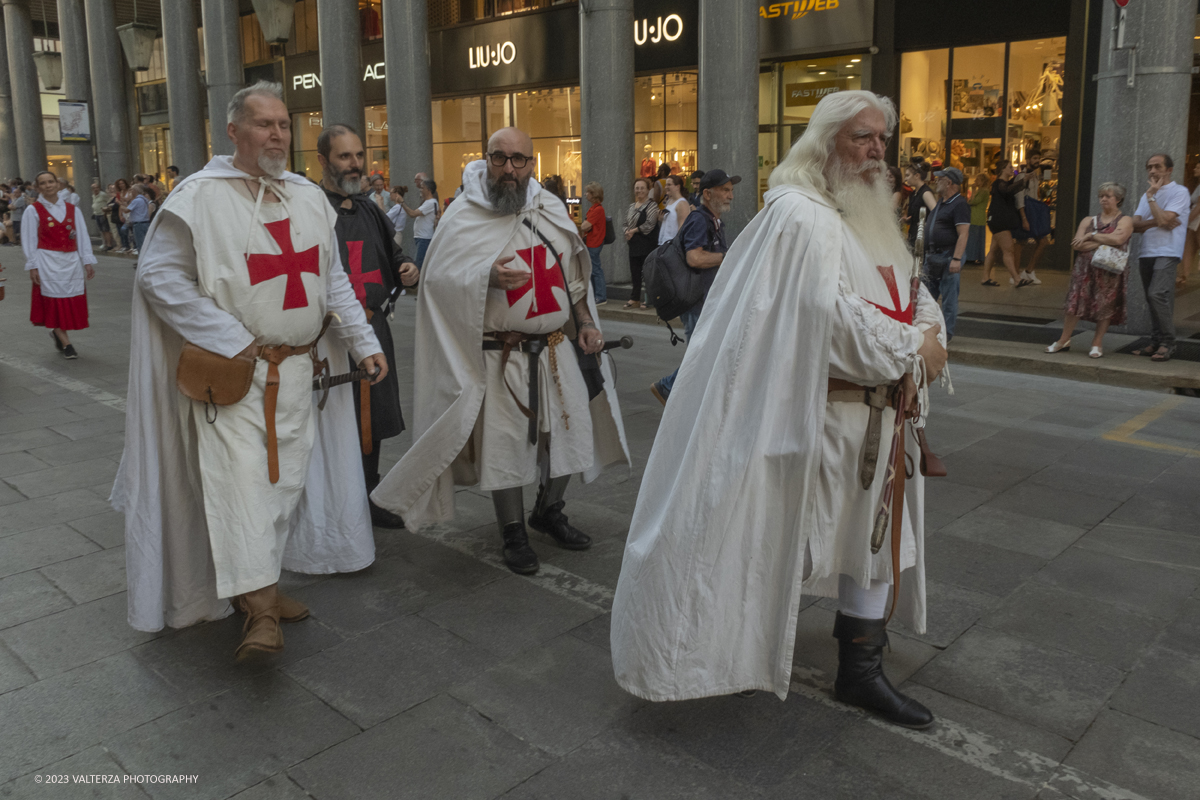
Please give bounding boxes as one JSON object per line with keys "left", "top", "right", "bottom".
{"left": 768, "top": 90, "right": 898, "bottom": 195}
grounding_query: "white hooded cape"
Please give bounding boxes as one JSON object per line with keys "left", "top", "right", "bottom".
{"left": 371, "top": 160, "right": 629, "bottom": 529}
{"left": 610, "top": 185, "right": 929, "bottom": 702}
{"left": 111, "top": 157, "right": 377, "bottom": 633}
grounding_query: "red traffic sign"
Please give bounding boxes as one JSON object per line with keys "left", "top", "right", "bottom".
{"left": 1112, "top": 0, "right": 1130, "bottom": 7}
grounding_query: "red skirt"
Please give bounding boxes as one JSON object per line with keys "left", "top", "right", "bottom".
{"left": 30, "top": 285, "right": 89, "bottom": 330}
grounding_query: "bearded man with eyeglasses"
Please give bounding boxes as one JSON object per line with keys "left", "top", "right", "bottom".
{"left": 371, "top": 128, "right": 629, "bottom": 575}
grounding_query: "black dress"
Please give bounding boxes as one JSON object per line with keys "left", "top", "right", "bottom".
{"left": 906, "top": 184, "right": 934, "bottom": 248}
{"left": 986, "top": 177, "right": 1027, "bottom": 234}
{"left": 324, "top": 189, "right": 408, "bottom": 447}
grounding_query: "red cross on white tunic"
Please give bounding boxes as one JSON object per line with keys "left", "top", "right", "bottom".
{"left": 245, "top": 218, "right": 320, "bottom": 311}
{"left": 344, "top": 240, "right": 382, "bottom": 308}
{"left": 506, "top": 244, "right": 566, "bottom": 319}
{"left": 866, "top": 265, "right": 913, "bottom": 325}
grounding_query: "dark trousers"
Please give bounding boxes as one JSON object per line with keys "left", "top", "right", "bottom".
{"left": 1138, "top": 257, "right": 1178, "bottom": 350}
{"left": 629, "top": 253, "right": 647, "bottom": 303}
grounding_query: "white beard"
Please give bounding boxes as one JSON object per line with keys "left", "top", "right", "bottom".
{"left": 258, "top": 153, "right": 287, "bottom": 179}
{"left": 827, "top": 158, "right": 912, "bottom": 272}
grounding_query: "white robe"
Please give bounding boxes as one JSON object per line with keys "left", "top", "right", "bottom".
{"left": 21, "top": 197, "right": 96, "bottom": 297}
{"left": 112, "top": 156, "right": 382, "bottom": 632}
{"left": 371, "top": 160, "right": 629, "bottom": 529}
{"left": 610, "top": 185, "right": 946, "bottom": 702}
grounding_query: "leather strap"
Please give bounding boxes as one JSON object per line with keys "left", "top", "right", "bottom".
{"left": 827, "top": 378, "right": 891, "bottom": 488}
{"left": 484, "top": 331, "right": 549, "bottom": 445}
{"left": 886, "top": 419, "right": 905, "bottom": 625}
{"left": 360, "top": 379, "right": 372, "bottom": 455}
{"left": 264, "top": 362, "right": 280, "bottom": 484}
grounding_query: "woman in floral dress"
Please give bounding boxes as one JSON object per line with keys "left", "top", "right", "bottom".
{"left": 1045, "top": 183, "right": 1133, "bottom": 358}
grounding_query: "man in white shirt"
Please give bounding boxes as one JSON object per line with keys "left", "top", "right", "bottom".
{"left": 367, "top": 174, "right": 393, "bottom": 212}
{"left": 399, "top": 179, "right": 439, "bottom": 270}
{"left": 57, "top": 178, "right": 81, "bottom": 207}
{"left": 1132, "top": 152, "right": 1189, "bottom": 361}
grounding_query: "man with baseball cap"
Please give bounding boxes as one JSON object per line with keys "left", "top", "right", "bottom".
{"left": 651, "top": 168, "right": 740, "bottom": 405}
{"left": 923, "top": 166, "right": 969, "bottom": 340}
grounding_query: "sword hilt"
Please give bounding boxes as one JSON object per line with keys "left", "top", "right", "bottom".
{"left": 312, "top": 367, "right": 376, "bottom": 392}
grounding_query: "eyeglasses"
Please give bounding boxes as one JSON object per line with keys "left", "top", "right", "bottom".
{"left": 488, "top": 152, "right": 531, "bottom": 169}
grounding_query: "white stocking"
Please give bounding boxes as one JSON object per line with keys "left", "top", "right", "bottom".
{"left": 837, "top": 574, "right": 890, "bottom": 620}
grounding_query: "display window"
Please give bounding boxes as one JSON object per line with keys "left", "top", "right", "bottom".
{"left": 900, "top": 38, "right": 1065, "bottom": 232}
{"left": 514, "top": 87, "right": 582, "bottom": 195}
{"left": 365, "top": 105, "right": 389, "bottom": 181}
{"left": 432, "top": 96, "right": 483, "bottom": 195}
{"left": 290, "top": 111, "right": 323, "bottom": 182}
{"left": 139, "top": 126, "right": 172, "bottom": 183}
{"left": 758, "top": 53, "right": 869, "bottom": 205}
{"left": 634, "top": 73, "right": 698, "bottom": 183}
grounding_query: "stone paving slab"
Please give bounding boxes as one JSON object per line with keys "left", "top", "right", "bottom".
{"left": 1, "top": 250, "right": 1198, "bottom": 798}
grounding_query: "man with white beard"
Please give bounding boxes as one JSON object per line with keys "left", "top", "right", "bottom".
{"left": 113, "top": 81, "right": 386, "bottom": 658}
{"left": 610, "top": 91, "right": 948, "bottom": 729}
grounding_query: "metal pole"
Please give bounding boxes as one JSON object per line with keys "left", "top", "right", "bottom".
{"left": 383, "top": 0, "right": 432, "bottom": 257}
{"left": 201, "top": 0, "right": 241, "bottom": 157}
{"left": 57, "top": 0, "right": 97, "bottom": 219}
{"left": 83, "top": 0, "right": 132, "bottom": 184}
{"left": 318, "top": 0, "right": 364, "bottom": 136}
{"left": 160, "top": 0, "right": 205, "bottom": 176}
{"left": 2, "top": 0, "right": 47, "bottom": 178}
{"left": 1089, "top": 0, "right": 1194, "bottom": 336}
{"left": 0, "top": 13, "right": 21, "bottom": 180}
{"left": 698, "top": 0, "right": 758, "bottom": 240}
{"left": 580, "top": 0, "right": 634, "bottom": 285}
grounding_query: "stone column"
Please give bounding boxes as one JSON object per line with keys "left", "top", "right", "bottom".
{"left": 1089, "top": 0, "right": 1195, "bottom": 336}
{"left": 580, "top": 0, "right": 634, "bottom": 285}
{"left": 318, "top": 0, "right": 364, "bottom": 134}
{"left": 0, "top": 14, "right": 21, "bottom": 180}
{"left": 84, "top": 0, "right": 132, "bottom": 184}
{"left": 2, "top": 0, "right": 47, "bottom": 178}
{"left": 161, "top": 0, "right": 205, "bottom": 176}
{"left": 201, "top": 0, "right": 241, "bottom": 157}
{"left": 383, "top": 0, "right": 432, "bottom": 257}
{"left": 57, "top": 0, "right": 97, "bottom": 215}
{"left": 698, "top": 0, "right": 758, "bottom": 240}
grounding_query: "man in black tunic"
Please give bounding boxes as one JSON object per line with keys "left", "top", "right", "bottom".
{"left": 317, "top": 124, "right": 419, "bottom": 528}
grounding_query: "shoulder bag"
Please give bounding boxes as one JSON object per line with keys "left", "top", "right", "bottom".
{"left": 1090, "top": 215, "right": 1127, "bottom": 275}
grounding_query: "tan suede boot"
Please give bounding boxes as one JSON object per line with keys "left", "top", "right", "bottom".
{"left": 234, "top": 583, "right": 284, "bottom": 660}
{"left": 232, "top": 592, "right": 309, "bottom": 623}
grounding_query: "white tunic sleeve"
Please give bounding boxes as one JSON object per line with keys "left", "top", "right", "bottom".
{"left": 913, "top": 281, "right": 948, "bottom": 347}
{"left": 136, "top": 211, "right": 256, "bottom": 358}
{"left": 829, "top": 277, "right": 924, "bottom": 386}
{"left": 74, "top": 205, "right": 97, "bottom": 266}
{"left": 21, "top": 206, "right": 39, "bottom": 270}
{"left": 324, "top": 230, "right": 383, "bottom": 364}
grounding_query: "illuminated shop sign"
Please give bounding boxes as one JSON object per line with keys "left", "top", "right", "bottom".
{"left": 760, "top": 0, "right": 840, "bottom": 19}
{"left": 634, "top": 14, "right": 684, "bottom": 45}
{"left": 759, "top": 0, "right": 873, "bottom": 59}
{"left": 468, "top": 41, "right": 517, "bottom": 69}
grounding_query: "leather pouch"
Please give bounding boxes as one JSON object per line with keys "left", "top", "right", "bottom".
{"left": 176, "top": 342, "right": 256, "bottom": 406}
{"left": 915, "top": 427, "right": 947, "bottom": 477}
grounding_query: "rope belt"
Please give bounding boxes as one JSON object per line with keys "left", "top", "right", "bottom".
{"left": 483, "top": 330, "right": 569, "bottom": 444}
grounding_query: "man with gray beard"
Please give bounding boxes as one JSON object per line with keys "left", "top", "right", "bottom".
{"left": 611, "top": 91, "right": 948, "bottom": 728}
{"left": 371, "top": 127, "right": 629, "bottom": 575}
{"left": 116, "top": 82, "right": 385, "bottom": 657}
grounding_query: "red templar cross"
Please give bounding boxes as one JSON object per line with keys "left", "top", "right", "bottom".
{"left": 245, "top": 218, "right": 320, "bottom": 311}
{"left": 344, "top": 240, "right": 382, "bottom": 308}
{"left": 866, "top": 265, "right": 913, "bottom": 325}
{"left": 506, "top": 245, "right": 566, "bottom": 319}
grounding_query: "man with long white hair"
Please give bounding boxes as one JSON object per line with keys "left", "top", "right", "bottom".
{"left": 611, "top": 91, "right": 948, "bottom": 728}
{"left": 113, "top": 81, "right": 387, "bottom": 659}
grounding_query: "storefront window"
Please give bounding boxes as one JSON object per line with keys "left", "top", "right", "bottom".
{"left": 948, "top": 44, "right": 1005, "bottom": 187}
{"left": 291, "top": 111, "right": 323, "bottom": 182}
{"left": 514, "top": 87, "right": 581, "bottom": 195}
{"left": 899, "top": 49, "right": 949, "bottom": 168}
{"left": 634, "top": 72, "right": 697, "bottom": 184}
{"left": 139, "top": 127, "right": 171, "bottom": 182}
{"left": 432, "top": 96, "right": 483, "bottom": 194}
{"left": 1007, "top": 37, "right": 1065, "bottom": 218}
{"left": 364, "top": 105, "right": 389, "bottom": 180}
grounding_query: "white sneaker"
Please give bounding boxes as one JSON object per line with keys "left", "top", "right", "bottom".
{"left": 1009, "top": 276, "right": 1015, "bottom": 285}
{"left": 1028, "top": 271, "right": 1042, "bottom": 285}
{"left": 1019, "top": 270, "right": 1031, "bottom": 282}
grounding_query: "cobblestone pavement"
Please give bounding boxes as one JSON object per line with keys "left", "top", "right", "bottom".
{"left": 1, "top": 250, "right": 1198, "bottom": 800}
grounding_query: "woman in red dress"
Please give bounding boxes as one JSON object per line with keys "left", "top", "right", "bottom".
{"left": 1045, "top": 183, "right": 1133, "bottom": 359}
{"left": 21, "top": 171, "right": 96, "bottom": 359}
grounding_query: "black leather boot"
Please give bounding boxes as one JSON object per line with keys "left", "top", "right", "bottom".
{"left": 366, "top": 473, "right": 405, "bottom": 529}
{"left": 832, "top": 611, "right": 934, "bottom": 729}
{"left": 501, "top": 522, "right": 540, "bottom": 575}
{"left": 529, "top": 499, "right": 591, "bottom": 550}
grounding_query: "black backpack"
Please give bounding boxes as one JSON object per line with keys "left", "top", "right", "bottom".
{"left": 603, "top": 216, "right": 616, "bottom": 245}
{"left": 644, "top": 232, "right": 710, "bottom": 323}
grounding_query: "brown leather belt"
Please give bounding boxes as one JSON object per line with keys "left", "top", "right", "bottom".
{"left": 484, "top": 331, "right": 549, "bottom": 445}
{"left": 828, "top": 378, "right": 893, "bottom": 489}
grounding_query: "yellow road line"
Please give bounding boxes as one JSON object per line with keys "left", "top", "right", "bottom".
{"left": 1102, "top": 395, "right": 1199, "bottom": 455}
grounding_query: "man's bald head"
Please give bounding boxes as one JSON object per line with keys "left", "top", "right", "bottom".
{"left": 485, "top": 127, "right": 535, "bottom": 215}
